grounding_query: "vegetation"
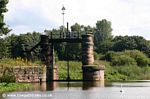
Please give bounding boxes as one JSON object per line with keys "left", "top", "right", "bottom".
{"left": 0, "top": 0, "right": 150, "bottom": 82}
{"left": 0, "top": 58, "right": 42, "bottom": 67}
{"left": 56, "top": 61, "right": 82, "bottom": 80}
{"left": 56, "top": 60, "right": 150, "bottom": 81}
{"left": 0, "top": 0, "right": 11, "bottom": 35}
{"left": 104, "top": 50, "right": 150, "bottom": 67}
{"left": 105, "top": 64, "right": 150, "bottom": 81}
{"left": 94, "top": 19, "right": 113, "bottom": 53}
{"left": 0, "top": 83, "right": 32, "bottom": 93}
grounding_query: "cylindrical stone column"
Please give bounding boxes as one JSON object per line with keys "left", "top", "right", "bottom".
{"left": 82, "top": 33, "right": 94, "bottom": 65}
{"left": 82, "top": 33, "right": 104, "bottom": 81}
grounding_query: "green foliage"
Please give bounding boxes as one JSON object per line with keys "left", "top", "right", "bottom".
{"left": 0, "top": 67, "right": 15, "bottom": 83}
{"left": 94, "top": 19, "right": 113, "bottom": 53}
{"left": 0, "top": 83, "right": 32, "bottom": 93}
{"left": 71, "top": 23, "right": 81, "bottom": 33}
{"left": 105, "top": 61, "right": 150, "bottom": 81}
{"left": 0, "top": 58, "right": 42, "bottom": 67}
{"left": 124, "top": 50, "right": 149, "bottom": 67}
{"left": 0, "top": 0, "right": 11, "bottom": 35}
{"left": 111, "top": 54, "right": 137, "bottom": 66}
{"left": 114, "top": 65, "right": 141, "bottom": 80}
{"left": 56, "top": 61, "right": 82, "bottom": 80}
{"left": 0, "top": 38, "right": 10, "bottom": 58}
{"left": 64, "top": 43, "right": 82, "bottom": 60}
{"left": 94, "top": 52, "right": 100, "bottom": 60}
{"left": 104, "top": 51, "right": 116, "bottom": 61}
{"left": 46, "top": 23, "right": 85, "bottom": 61}
{"left": 105, "top": 50, "right": 149, "bottom": 67}
{"left": 71, "top": 23, "right": 95, "bottom": 34}
{"left": 3, "top": 32, "right": 41, "bottom": 59}
{"left": 96, "top": 40, "right": 113, "bottom": 53}
{"left": 112, "top": 36, "right": 149, "bottom": 53}
{"left": 105, "top": 64, "right": 127, "bottom": 81}
{"left": 95, "top": 19, "right": 113, "bottom": 41}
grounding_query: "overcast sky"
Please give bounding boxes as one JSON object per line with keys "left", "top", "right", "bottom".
{"left": 4, "top": 0, "right": 150, "bottom": 40}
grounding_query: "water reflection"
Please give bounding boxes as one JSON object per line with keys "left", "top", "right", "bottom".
{"left": 82, "top": 80, "right": 104, "bottom": 90}
{"left": 30, "top": 82, "right": 58, "bottom": 91}
{"left": 31, "top": 81, "right": 105, "bottom": 91}
{"left": 1, "top": 81, "right": 150, "bottom": 99}
{"left": 40, "top": 82, "right": 58, "bottom": 91}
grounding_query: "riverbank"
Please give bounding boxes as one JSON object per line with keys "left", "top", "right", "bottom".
{"left": 56, "top": 60, "right": 150, "bottom": 81}
{"left": 0, "top": 58, "right": 150, "bottom": 81}
{"left": 0, "top": 83, "right": 32, "bottom": 93}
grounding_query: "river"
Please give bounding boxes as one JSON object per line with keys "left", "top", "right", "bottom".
{"left": 0, "top": 81, "right": 150, "bottom": 99}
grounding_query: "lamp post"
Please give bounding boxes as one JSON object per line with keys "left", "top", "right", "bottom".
{"left": 61, "top": 5, "right": 66, "bottom": 33}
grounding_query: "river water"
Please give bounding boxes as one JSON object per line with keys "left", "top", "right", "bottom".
{"left": 1, "top": 81, "right": 150, "bottom": 99}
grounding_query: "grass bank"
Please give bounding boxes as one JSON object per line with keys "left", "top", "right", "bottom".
{"left": 56, "top": 61, "right": 82, "bottom": 80}
{"left": 0, "top": 83, "right": 32, "bottom": 93}
{"left": 1, "top": 58, "right": 150, "bottom": 81}
{"left": 95, "top": 60, "right": 150, "bottom": 81}
{"left": 0, "top": 58, "right": 42, "bottom": 67}
{"left": 56, "top": 60, "right": 150, "bottom": 81}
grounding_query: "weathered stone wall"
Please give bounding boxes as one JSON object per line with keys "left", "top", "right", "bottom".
{"left": 0, "top": 66, "right": 48, "bottom": 82}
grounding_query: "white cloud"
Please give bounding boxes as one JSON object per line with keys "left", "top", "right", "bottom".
{"left": 4, "top": 0, "right": 150, "bottom": 40}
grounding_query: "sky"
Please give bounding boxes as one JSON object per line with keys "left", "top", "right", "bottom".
{"left": 4, "top": 0, "right": 150, "bottom": 40}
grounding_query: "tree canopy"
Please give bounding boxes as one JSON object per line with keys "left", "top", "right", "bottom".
{"left": 0, "top": 0, "right": 10, "bottom": 35}
{"left": 94, "top": 19, "right": 113, "bottom": 53}
{"left": 1, "top": 18, "right": 150, "bottom": 61}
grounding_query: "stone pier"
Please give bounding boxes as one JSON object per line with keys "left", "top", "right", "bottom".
{"left": 82, "top": 33, "right": 104, "bottom": 81}
{"left": 40, "top": 35, "right": 58, "bottom": 81}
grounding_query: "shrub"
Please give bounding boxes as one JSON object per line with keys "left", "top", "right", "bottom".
{"left": 115, "top": 65, "right": 141, "bottom": 80}
{"left": 105, "top": 50, "right": 149, "bottom": 67}
{"left": 0, "top": 67, "right": 15, "bottom": 83}
{"left": 111, "top": 55, "right": 137, "bottom": 66}
{"left": 105, "top": 65, "right": 127, "bottom": 81}
{"left": 105, "top": 51, "right": 116, "bottom": 61}
{"left": 125, "top": 50, "right": 150, "bottom": 67}
{"left": 94, "top": 52, "right": 100, "bottom": 60}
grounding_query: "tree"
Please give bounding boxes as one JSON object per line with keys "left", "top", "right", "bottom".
{"left": 5, "top": 32, "right": 41, "bottom": 59}
{"left": 112, "top": 36, "right": 148, "bottom": 51}
{"left": 71, "top": 23, "right": 81, "bottom": 32}
{"left": 66, "top": 23, "right": 82, "bottom": 60}
{"left": 0, "top": 38, "right": 10, "bottom": 58}
{"left": 83, "top": 25, "right": 95, "bottom": 33}
{"left": 94, "top": 19, "right": 113, "bottom": 53}
{"left": 45, "top": 27, "right": 67, "bottom": 60}
{"left": 0, "top": 0, "right": 11, "bottom": 35}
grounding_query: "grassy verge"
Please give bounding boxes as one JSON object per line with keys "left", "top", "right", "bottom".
{"left": 104, "top": 62, "right": 150, "bottom": 81}
{"left": 56, "top": 60, "right": 150, "bottom": 81}
{"left": 0, "top": 83, "right": 32, "bottom": 93}
{"left": 56, "top": 61, "right": 82, "bottom": 80}
{"left": 0, "top": 58, "right": 42, "bottom": 67}
{"left": 1, "top": 58, "right": 150, "bottom": 81}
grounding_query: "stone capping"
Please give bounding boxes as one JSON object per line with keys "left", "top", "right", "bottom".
{"left": 82, "top": 33, "right": 93, "bottom": 37}
{"left": 82, "top": 65, "right": 105, "bottom": 71}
